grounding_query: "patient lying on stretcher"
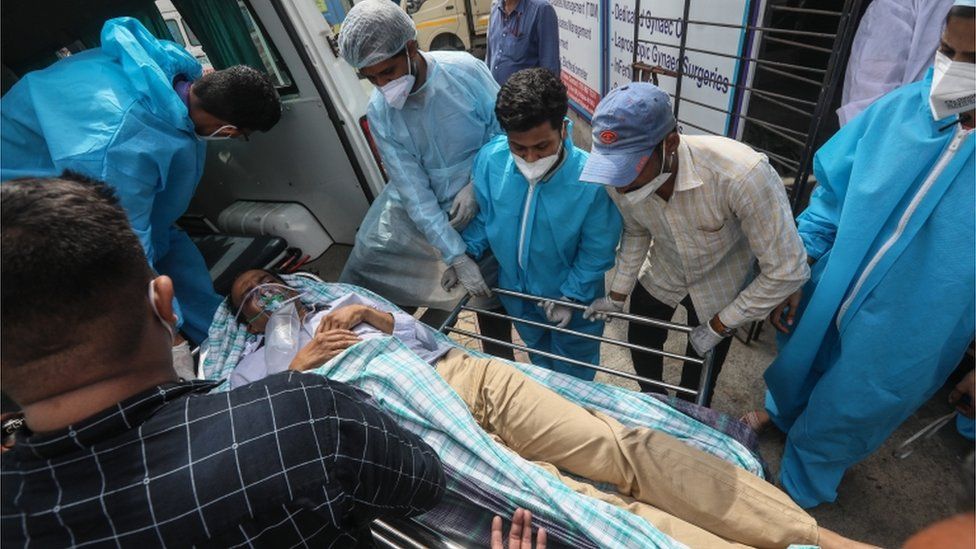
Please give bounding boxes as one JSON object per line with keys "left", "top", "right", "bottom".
{"left": 224, "top": 269, "right": 870, "bottom": 549}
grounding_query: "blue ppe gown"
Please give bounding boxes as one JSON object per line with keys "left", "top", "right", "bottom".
{"left": 340, "top": 51, "right": 502, "bottom": 311}
{"left": 0, "top": 18, "right": 220, "bottom": 344}
{"left": 463, "top": 129, "right": 623, "bottom": 379}
{"left": 763, "top": 70, "right": 975, "bottom": 508}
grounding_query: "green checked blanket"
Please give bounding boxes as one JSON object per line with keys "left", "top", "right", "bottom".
{"left": 202, "top": 277, "right": 766, "bottom": 547}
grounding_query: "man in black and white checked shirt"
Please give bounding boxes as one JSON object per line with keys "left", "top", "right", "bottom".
{"left": 0, "top": 173, "right": 446, "bottom": 547}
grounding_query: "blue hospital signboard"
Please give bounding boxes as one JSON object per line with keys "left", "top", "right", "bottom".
{"left": 554, "top": 0, "right": 763, "bottom": 138}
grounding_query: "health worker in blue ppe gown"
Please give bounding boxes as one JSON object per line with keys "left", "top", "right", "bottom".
{"left": 450, "top": 69, "right": 622, "bottom": 380}
{"left": 336, "top": 0, "right": 513, "bottom": 353}
{"left": 748, "top": 3, "right": 976, "bottom": 509}
{"left": 0, "top": 18, "right": 282, "bottom": 350}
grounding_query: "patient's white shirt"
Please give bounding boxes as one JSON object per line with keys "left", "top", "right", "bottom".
{"left": 230, "top": 293, "right": 451, "bottom": 389}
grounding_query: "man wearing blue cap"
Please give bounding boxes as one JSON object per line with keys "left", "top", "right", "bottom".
{"left": 580, "top": 83, "right": 809, "bottom": 406}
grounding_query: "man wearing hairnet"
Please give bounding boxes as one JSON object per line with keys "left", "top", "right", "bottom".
{"left": 337, "top": 0, "right": 512, "bottom": 351}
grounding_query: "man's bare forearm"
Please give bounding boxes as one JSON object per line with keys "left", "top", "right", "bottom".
{"left": 365, "top": 307, "right": 395, "bottom": 334}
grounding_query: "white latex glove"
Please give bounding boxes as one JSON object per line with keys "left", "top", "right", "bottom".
{"left": 583, "top": 296, "right": 625, "bottom": 322}
{"left": 451, "top": 255, "right": 491, "bottom": 297}
{"left": 172, "top": 341, "right": 196, "bottom": 380}
{"left": 538, "top": 298, "right": 573, "bottom": 328}
{"left": 689, "top": 322, "right": 725, "bottom": 356}
{"left": 441, "top": 266, "right": 460, "bottom": 292}
{"left": 449, "top": 183, "right": 478, "bottom": 230}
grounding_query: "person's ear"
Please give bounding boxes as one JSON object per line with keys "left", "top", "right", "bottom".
{"left": 406, "top": 40, "right": 419, "bottom": 60}
{"left": 665, "top": 131, "right": 680, "bottom": 153}
{"left": 561, "top": 119, "right": 569, "bottom": 141}
{"left": 151, "top": 276, "right": 177, "bottom": 325}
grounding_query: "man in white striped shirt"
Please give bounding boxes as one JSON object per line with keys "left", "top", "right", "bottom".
{"left": 580, "top": 83, "right": 809, "bottom": 406}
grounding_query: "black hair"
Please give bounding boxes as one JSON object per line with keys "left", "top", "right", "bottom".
{"left": 495, "top": 68, "right": 568, "bottom": 133}
{"left": 194, "top": 65, "right": 282, "bottom": 132}
{"left": 948, "top": 5, "right": 976, "bottom": 19}
{"left": 1, "top": 171, "right": 151, "bottom": 368}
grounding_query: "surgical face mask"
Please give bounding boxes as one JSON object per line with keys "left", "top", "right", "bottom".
{"left": 380, "top": 54, "right": 415, "bottom": 110}
{"left": 623, "top": 142, "right": 673, "bottom": 206}
{"left": 148, "top": 280, "right": 175, "bottom": 343}
{"left": 513, "top": 144, "right": 562, "bottom": 184}
{"left": 199, "top": 124, "right": 238, "bottom": 141}
{"left": 929, "top": 51, "right": 976, "bottom": 121}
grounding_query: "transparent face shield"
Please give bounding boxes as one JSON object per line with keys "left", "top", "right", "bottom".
{"left": 235, "top": 282, "right": 305, "bottom": 327}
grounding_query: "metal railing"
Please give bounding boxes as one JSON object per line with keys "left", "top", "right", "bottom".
{"left": 438, "top": 288, "right": 717, "bottom": 406}
{"left": 630, "top": 0, "right": 864, "bottom": 211}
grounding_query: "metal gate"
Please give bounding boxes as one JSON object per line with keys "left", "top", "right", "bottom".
{"left": 630, "top": 0, "right": 864, "bottom": 210}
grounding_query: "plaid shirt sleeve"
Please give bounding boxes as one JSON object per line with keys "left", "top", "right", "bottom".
{"left": 298, "top": 373, "right": 447, "bottom": 523}
{"left": 608, "top": 189, "right": 653, "bottom": 296}
{"left": 717, "top": 161, "right": 810, "bottom": 328}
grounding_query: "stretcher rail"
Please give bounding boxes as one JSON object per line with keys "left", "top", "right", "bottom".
{"left": 464, "top": 305, "right": 702, "bottom": 365}
{"left": 447, "top": 326, "right": 699, "bottom": 397}
{"left": 489, "top": 288, "right": 693, "bottom": 333}
{"left": 439, "top": 289, "right": 716, "bottom": 405}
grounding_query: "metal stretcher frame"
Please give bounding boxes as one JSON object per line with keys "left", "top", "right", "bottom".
{"left": 437, "top": 288, "right": 718, "bottom": 407}
{"left": 371, "top": 518, "right": 463, "bottom": 549}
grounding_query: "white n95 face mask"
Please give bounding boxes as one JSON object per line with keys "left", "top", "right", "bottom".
{"left": 929, "top": 51, "right": 976, "bottom": 121}
{"left": 381, "top": 55, "right": 415, "bottom": 110}
{"left": 624, "top": 142, "right": 673, "bottom": 206}
{"left": 513, "top": 145, "right": 562, "bottom": 184}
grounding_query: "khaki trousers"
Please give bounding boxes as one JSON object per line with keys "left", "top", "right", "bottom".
{"left": 435, "top": 349, "right": 819, "bottom": 549}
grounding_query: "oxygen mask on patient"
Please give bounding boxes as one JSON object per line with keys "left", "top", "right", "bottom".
{"left": 237, "top": 283, "right": 306, "bottom": 375}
